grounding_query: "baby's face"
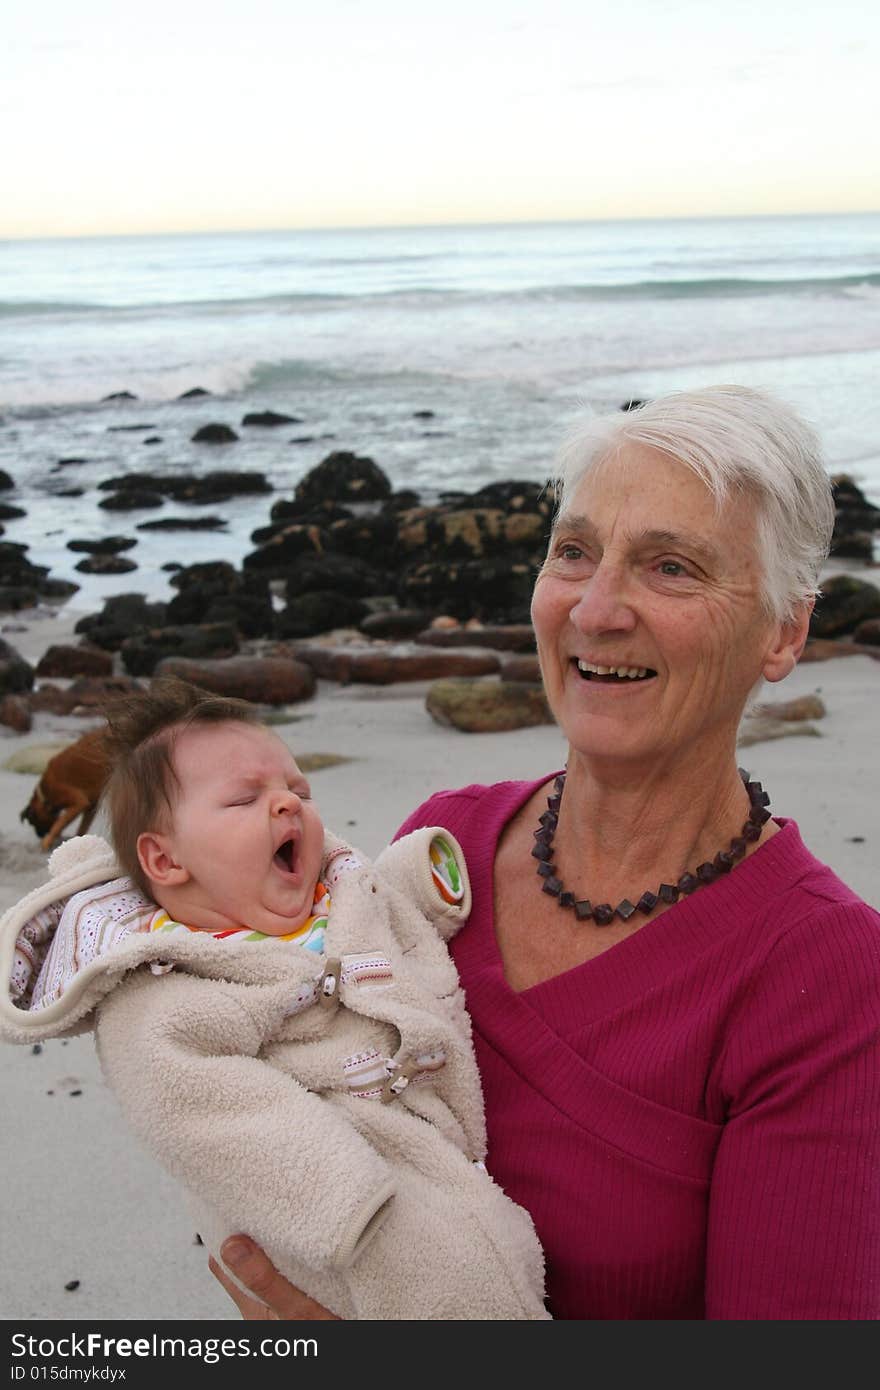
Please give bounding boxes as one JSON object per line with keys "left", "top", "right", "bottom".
{"left": 150, "top": 721, "right": 325, "bottom": 937}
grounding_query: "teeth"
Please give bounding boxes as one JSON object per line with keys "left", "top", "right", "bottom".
{"left": 576, "top": 660, "right": 648, "bottom": 679}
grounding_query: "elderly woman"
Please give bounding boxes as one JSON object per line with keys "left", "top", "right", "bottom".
{"left": 213, "top": 385, "right": 880, "bottom": 1320}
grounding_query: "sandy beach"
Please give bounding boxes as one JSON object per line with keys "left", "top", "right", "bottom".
{"left": 1, "top": 587, "right": 878, "bottom": 1322}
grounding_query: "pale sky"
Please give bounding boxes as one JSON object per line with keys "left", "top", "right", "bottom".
{"left": 3, "top": 0, "right": 879, "bottom": 238}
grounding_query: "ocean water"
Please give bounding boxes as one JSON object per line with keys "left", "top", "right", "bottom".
{"left": 1, "top": 214, "right": 878, "bottom": 610}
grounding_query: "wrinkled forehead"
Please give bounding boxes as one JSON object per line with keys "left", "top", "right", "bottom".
{"left": 169, "top": 720, "right": 299, "bottom": 784}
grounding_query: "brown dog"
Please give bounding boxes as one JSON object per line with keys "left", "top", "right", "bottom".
{"left": 20, "top": 728, "right": 112, "bottom": 851}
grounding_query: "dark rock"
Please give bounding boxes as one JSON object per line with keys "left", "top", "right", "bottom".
{"left": 0, "top": 693, "right": 32, "bottom": 732}
{"left": 397, "top": 507, "right": 546, "bottom": 560}
{"left": 39, "top": 579, "right": 79, "bottom": 600}
{"left": 191, "top": 423, "right": 239, "bottom": 444}
{"left": 799, "top": 639, "right": 880, "bottom": 663}
{"left": 144, "top": 436, "right": 162, "bottom": 445}
{"left": 399, "top": 558, "right": 534, "bottom": 625}
{"left": 99, "top": 469, "right": 270, "bottom": 502}
{"left": 750, "top": 694, "right": 827, "bottom": 722}
{"left": 64, "top": 1281, "right": 81, "bottom": 1292}
{"left": 36, "top": 645, "right": 114, "bottom": 679}
{"left": 242, "top": 410, "right": 302, "bottom": 427}
{"left": 120, "top": 623, "right": 240, "bottom": 676}
{"left": 55, "top": 489, "right": 85, "bottom": 499}
{"left": 290, "top": 435, "right": 316, "bottom": 445}
{"left": 58, "top": 458, "right": 88, "bottom": 467}
{"left": 75, "top": 554, "right": 139, "bottom": 574}
{"left": 0, "top": 504, "right": 25, "bottom": 520}
{"left": 360, "top": 609, "right": 433, "bottom": 639}
{"left": 294, "top": 451, "right": 392, "bottom": 506}
{"left": 275, "top": 590, "right": 368, "bottom": 639}
{"left": 0, "top": 638, "right": 34, "bottom": 695}
{"left": 102, "top": 391, "right": 138, "bottom": 401}
{"left": 0, "top": 471, "right": 14, "bottom": 491}
{"left": 469, "top": 480, "right": 554, "bottom": 516}
{"left": 829, "top": 533, "right": 874, "bottom": 561}
{"left": 0, "top": 586, "right": 41, "bottom": 611}
{"left": 383, "top": 490, "right": 422, "bottom": 513}
{"left": 426, "top": 678, "right": 553, "bottom": 732}
{"left": 67, "top": 536, "right": 137, "bottom": 555}
{"left": 166, "top": 564, "right": 274, "bottom": 639}
{"left": 107, "top": 424, "right": 157, "bottom": 433}
{"left": 268, "top": 498, "right": 353, "bottom": 525}
{"left": 99, "top": 490, "right": 164, "bottom": 512}
{"left": 243, "top": 523, "right": 324, "bottom": 573}
{"left": 325, "top": 513, "right": 400, "bottom": 566}
{"left": 498, "top": 654, "right": 543, "bottom": 682}
{"left": 137, "top": 516, "right": 228, "bottom": 532}
{"left": 30, "top": 684, "right": 79, "bottom": 714}
{"left": 412, "top": 410, "right": 435, "bottom": 419}
{"left": 415, "top": 623, "right": 536, "bottom": 652}
{"left": 177, "top": 387, "right": 212, "bottom": 399}
{"left": 810, "top": 575, "right": 880, "bottom": 637}
{"left": 282, "top": 552, "right": 391, "bottom": 601}
{"left": 156, "top": 655, "right": 315, "bottom": 706}
{"left": 289, "top": 641, "right": 500, "bottom": 685}
{"left": 75, "top": 594, "right": 168, "bottom": 651}
{"left": 853, "top": 618, "right": 880, "bottom": 645}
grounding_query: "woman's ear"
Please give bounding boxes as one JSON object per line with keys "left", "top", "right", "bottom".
{"left": 137, "top": 831, "right": 190, "bottom": 888}
{"left": 762, "top": 600, "right": 813, "bottom": 684}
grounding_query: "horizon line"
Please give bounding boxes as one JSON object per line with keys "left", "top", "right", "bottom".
{"left": 3, "top": 206, "right": 880, "bottom": 246}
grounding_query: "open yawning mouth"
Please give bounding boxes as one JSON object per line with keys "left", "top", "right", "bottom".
{"left": 273, "top": 834, "right": 298, "bottom": 875}
{"left": 573, "top": 659, "right": 657, "bottom": 683}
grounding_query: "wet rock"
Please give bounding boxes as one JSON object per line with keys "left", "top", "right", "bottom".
{"left": 242, "top": 410, "right": 303, "bottom": 427}
{"left": 191, "top": 423, "right": 239, "bottom": 444}
{"left": 144, "top": 436, "right": 162, "bottom": 445}
{"left": 325, "top": 513, "right": 400, "bottom": 567}
{"left": 166, "top": 564, "right": 274, "bottom": 638}
{"left": 810, "top": 575, "right": 880, "bottom": 637}
{"left": 137, "top": 516, "right": 228, "bottom": 531}
{"left": 290, "top": 641, "right": 501, "bottom": 685}
{"left": 360, "top": 609, "right": 434, "bottom": 639}
{"left": 0, "top": 472, "right": 15, "bottom": 490}
{"left": 66, "top": 674, "right": 143, "bottom": 710}
{"left": 266, "top": 499, "right": 353, "bottom": 528}
{"left": 412, "top": 410, "right": 435, "bottom": 419}
{"left": 798, "top": 639, "right": 880, "bottom": 663}
{"left": 498, "top": 654, "right": 543, "bottom": 682}
{"left": 469, "top": 480, "right": 555, "bottom": 518}
{"left": 0, "top": 693, "right": 32, "bottom": 731}
{"left": 399, "top": 557, "right": 534, "bottom": 624}
{"left": 384, "top": 489, "right": 422, "bottom": 513}
{"left": 178, "top": 387, "right": 212, "bottom": 399}
{"left": 0, "top": 638, "right": 34, "bottom": 695}
{"left": 243, "top": 523, "right": 324, "bottom": 573}
{"left": 176, "top": 471, "right": 272, "bottom": 501}
{"left": 426, "top": 678, "right": 553, "bottom": 732}
{"left": 830, "top": 532, "right": 874, "bottom": 561}
{"left": 67, "top": 536, "right": 137, "bottom": 555}
{"left": 75, "top": 554, "right": 139, "bottom": 574}
{"left": 75, "top": 593, "right": 169, "bottom": 651}
{"left": 36, "top": 645, "right": 114, "bottom": 679}
{"left": 99, "top": 490, "right": 164, "bottom": 512}
{"left": 290, "top": 435, "right": 316, "bottom": 445}
{"left": 156, "top": 655, "right": 316, "bottom": 705}
{"left": 853, "top": 618, "right": 880, "bottom": 645}
{"left": 275, "top": 590, "right": 368, "bottom": 639}
{"left": 107, "top": 423, "right": 157, "bottom": 433}
{"left": 102, "top": 390, "right": 138, "bottom": 401}
{"left": 121, "top": 623, "right": 240, "bottom": 677}
{"left": 284, "top": 553, "right": 389, "bottom": 600}
{"left": 0, "top": 504, "right": 26, "bottom": 519}
{"left": 737, "top": 717, "right": 822, "bottom": 748}
{"left": 0, "top": 586, "right": 40, "bottom": 611}
{"left": 294, "top": 451, "right": 392, "bottom": 506}
{"left": 29, "top": 684, "right": 79, "bottom": 715}
{"left": 415, "top": 623, "right": 536, "bottom": 652}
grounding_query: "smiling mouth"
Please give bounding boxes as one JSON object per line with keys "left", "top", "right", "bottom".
{"left": 273, "top": 835, "right": 298, "bottom": 875}
{"left": 573, "top": 660, "right": 657, "bottom": 683}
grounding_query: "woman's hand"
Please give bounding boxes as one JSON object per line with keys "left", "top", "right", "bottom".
{"left": 209, "top": 1236, "right": 340, "bottom": 1320}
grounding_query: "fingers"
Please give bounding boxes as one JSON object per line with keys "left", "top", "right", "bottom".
{"left": 218, "top": 1237, "right": 340, "bottom": 1320}
{"left": 208, "top": 1255, "right": 275, "bottom": 1321}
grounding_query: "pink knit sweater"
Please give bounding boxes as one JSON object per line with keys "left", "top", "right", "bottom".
{"left": 396, "top": 777, "right": 880, "bottom": 1320}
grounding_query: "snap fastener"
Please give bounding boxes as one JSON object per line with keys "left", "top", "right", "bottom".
{"left": 318, "top": 957, "right": 342, "bottom": 1011}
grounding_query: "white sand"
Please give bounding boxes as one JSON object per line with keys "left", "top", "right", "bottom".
{"left": 0, "top": 595, "right": 877, "bottom": 1321}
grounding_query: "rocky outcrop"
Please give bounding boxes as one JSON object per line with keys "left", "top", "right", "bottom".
{"left": 242, "top": 411, "right": 302, "bottom": 427}
{"left": 415, "top": 623, "right": 536, "bottom": 652}
{"left": 0, "top": 693, "right": 32, "bottom": 732}
{"left": 0, "top": 639, "right": 33, "bottom": 696}
{"left": 35, "top": 645, "right": 114, "bottom": 679}
{"left": 276, "top": 591, "right": 368, "bottom": 639}
{"left": 67, "top": 536, "right": 137, "bottom": 555}
{"left": 360, "top": 609, "right": 434, "bottom": 639}
{"left": 75, "top": 594, "right": 168, "bottom": 651}
{"left": 810, "top": 575, "right": 880, "bottom": 637}
{"left": 155, "top": 655, "right": 315, "bottom": 705}
{"left": 293, "top": 451, "right": 393, "bottom": 506}
{"left": 0, "top": 542, "right": 78, "bottom": 610}
{"left": 830, "top": 475, "right": 879, "bottom": 561}
{"left": 99, "top": 490, "right": 164, "bottom": 512}
{"left": 120, "top": 623, "right": 240, "bottom": 677}
{"left": 191, "top": 423, "right": 239, "bottom": 444}
{"left": 166, "top": 562, "right": 274, "bottom": 639}
{"left": 288, "top": 641, "right": 501, "bottom": 685}
{"left": 426, "top": 678, "right": 553, "bottom": 732}
{"left": 75, "top": 554, "right": 139, "bottom": 574}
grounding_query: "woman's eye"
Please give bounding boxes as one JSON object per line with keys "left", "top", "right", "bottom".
{"left": 658, "top": 560, "right": 687, "bottom": 577}
{"left": 558, "top": 544, "right": 584, "bottom": 561}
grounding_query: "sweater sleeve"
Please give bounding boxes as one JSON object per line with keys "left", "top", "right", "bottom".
{"left": 95, "top": 968, "right": 396, "bottom": 1278}
{"left": 706, "top": 901, "right": 880, "bottom": 1319}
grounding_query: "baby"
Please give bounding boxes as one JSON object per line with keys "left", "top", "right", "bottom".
{"left": 0, "top": 677, "right": 547, "bottom": 1320}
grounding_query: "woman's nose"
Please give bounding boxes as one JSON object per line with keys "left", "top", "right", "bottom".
{"left": 569, "top": 561, "right": 636, "bottom": 634}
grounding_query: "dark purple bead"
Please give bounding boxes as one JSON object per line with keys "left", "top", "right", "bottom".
{"left": 754, "top": 790, "right": 771, "bottom": 807}
{"left": 574, "top": 900, "right": 592, "bottom": 920}
{"left": 658, "top": 883, "right": 679, "bottom": 904}
{"left": 615, "top": 899, "right": 637, "bottom": 921}
{"left": 539, "top": 810, "right": 558, "bottom": 828}
{"left": 729, "top": 837, "right": 747, "bottom": 858}
{"left": 753, "top": 806, "right": 772, "bottom": 825}
{"left": 554, "top": 774, "right": 566, "bottom": 792}
{"left": 547, "top": 794, "right": 562, "bottom": 812}
{"left": 542, "top": 877, "right": 562, "bottom": 896}
{"left": 533, "top": 826, "right": 552, "bottom": 840}
{"left": 714, "top": 851, "right": 734, "bottom": 873}
{"left": 531, "top": 842, "right": 553, "bottom": 861}
{"left": 593, "top": 903, "right": 614, "bottom": 925}
{"left": 637, "top": 891, "right": 658, "bottom": 913}
{"left": 537, "top": 861, "right": 556, "bottom": 878}
{"left": 696, "top": 862, "right": 717, "bottom": 885}
{"left": 678, "top": 873, "right": 699, "bottom": 895}
{"left": 743, "top": 822, "right": 762, "bottom": 842}
{"left": 559, "top": 891, "right": 576, "bottom": 908}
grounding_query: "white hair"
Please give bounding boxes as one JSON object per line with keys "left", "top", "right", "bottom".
{"left": 552, "top": 385, "right": 835, "bottom": 622}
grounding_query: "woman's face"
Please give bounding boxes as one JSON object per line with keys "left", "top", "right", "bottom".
{"left": 531, "top": 444, "right": 803, "bottom": 770}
